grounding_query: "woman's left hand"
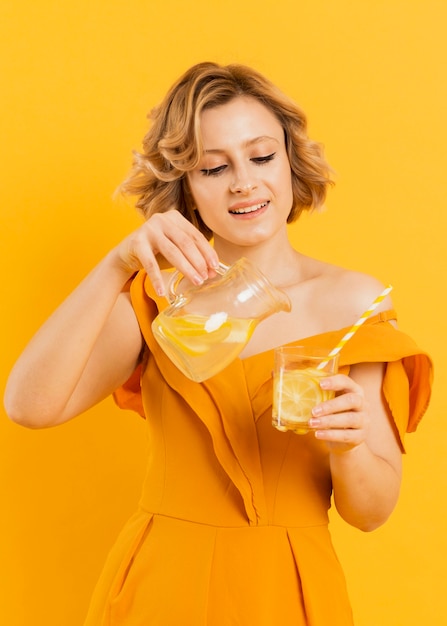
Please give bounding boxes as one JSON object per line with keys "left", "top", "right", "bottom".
{"left": 308, "top": 374, "right": 371, "bottom": 453}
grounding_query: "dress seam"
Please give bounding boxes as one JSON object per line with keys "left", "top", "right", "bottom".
{"left": 136, "top": 508, "right": 329, "bottom": 529}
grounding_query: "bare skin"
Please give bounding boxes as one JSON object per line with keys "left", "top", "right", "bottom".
{"left": 4, "top": 96, "right": 401, "bottom": 532}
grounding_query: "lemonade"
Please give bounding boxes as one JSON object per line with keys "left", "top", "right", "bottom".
{"left": 152, "top": 312, "right": 257, "bottom": 382}
{"left": 272, "top": 367, "right": 335, "bottom": 434}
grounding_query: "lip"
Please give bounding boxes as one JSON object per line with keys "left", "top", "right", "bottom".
{"left": 228, "top": 200, "right": 270, "bottom": 215}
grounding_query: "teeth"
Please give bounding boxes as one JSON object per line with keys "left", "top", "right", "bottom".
{"left": 230, "top": 202, "right": 267, "bottom": 214}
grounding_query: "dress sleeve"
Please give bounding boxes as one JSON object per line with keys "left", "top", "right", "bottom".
{"left": 383, "top": 356, "right": 433, "bottom": 448}
{"left": 112, "top": 271, "right": 161, "bottom": 418}
{"left": 113, "top": 362, "right": 146, "bottom": 418}
{"left": 338, "top": 315, "right": 433, "bottom": 449}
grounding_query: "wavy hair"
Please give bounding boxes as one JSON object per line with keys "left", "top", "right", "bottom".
{"left": 119, "top": 62, "right": 333, "bottom": 238}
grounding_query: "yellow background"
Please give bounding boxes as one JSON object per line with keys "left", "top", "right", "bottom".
{"left": 1, "top": 1, "right": 445, "bottom": 624}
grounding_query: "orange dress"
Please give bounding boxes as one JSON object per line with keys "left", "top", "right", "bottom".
{"left": 84, "top": 271, "right": 433, "bottom": 626}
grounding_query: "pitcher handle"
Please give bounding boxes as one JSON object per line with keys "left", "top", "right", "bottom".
{"left": 167, "top": 262, "right": 229, "bottom": 303}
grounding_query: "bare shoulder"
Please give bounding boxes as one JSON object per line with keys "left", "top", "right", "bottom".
{"left": 329, "top": 265, "right": 390, "bottom": 310}
{"left": 303, "top": 257, "right": 394, "bottom": 330}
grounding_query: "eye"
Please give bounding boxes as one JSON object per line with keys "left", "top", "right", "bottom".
{"left": 200, "top": 164, "right": 227, "bottom": 177}
{"left": 251, "top": 152, "right": 276, "bottom": 165}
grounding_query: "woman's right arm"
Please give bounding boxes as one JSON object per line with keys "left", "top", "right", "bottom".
{"left": 4, "top": 211, "right": 218, "bottom": 428}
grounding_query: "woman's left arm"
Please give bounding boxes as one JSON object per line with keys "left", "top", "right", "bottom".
{"left": 309, "top": 362, "right": 402, "bottom": 531}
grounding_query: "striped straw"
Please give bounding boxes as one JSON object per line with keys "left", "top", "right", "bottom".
{"left": 317, "top": 284, "right": 393, "bottom": 369}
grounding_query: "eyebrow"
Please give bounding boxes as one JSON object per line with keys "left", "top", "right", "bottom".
{"left": 203, "top": 135, "right": 280, "bottom": 154}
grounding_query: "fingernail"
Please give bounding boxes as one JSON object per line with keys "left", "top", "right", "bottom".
{"left": 319, "top": 378, "right": 330, "bottom": 389}
{"left": 309, "top": 416, "right": 321, "bottom": 426}
{"left": 192, "top": 275, "right": 204, "bottom": 285}
{"left": 312, "top": 405, "right": 323, "bottom": 417}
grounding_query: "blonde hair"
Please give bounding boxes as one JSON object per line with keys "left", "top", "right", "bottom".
{"left": 119, "top": 62, "right": 333, "bottom": 238}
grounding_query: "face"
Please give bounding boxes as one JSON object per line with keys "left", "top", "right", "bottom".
{"left": 187, "top": 96, "right": 294, "bottom": 251}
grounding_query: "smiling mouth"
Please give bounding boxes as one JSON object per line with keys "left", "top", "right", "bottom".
{"left": 229, "top": 201, "right": 269, "bottom": 215}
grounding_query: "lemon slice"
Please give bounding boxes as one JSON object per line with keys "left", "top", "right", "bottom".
{"left": 157, "top": 314, "right": 232, "bottom": 356}
{"left": 273, "top": 368, "right": 330, "bottom": 432}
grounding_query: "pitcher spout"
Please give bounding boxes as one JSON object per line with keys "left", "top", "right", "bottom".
{"left": 260, "top": 283, "right": 292, "bottom": 319}
{"left": 275, "top": 289, "right": 292, "bottom": 314}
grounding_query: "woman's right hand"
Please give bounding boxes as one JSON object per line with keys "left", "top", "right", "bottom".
{"left": 113, "top": 210, "right": 220, "bottom": 296}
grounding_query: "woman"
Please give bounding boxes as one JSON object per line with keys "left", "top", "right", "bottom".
{"left": 4, "top": 62, "right": 432, "bottom": 625}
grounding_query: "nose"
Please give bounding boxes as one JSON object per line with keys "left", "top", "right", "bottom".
{"left": 229, "top": 174, "right": 257, "bottom": 194}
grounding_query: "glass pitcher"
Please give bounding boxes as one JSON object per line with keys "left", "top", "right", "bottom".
{"left": 151, "top": 257, "right": 292, "bottom": 382}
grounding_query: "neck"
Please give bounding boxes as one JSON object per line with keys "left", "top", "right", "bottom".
{"left": 213, "top": 235, "right": 304, "bottom": 288}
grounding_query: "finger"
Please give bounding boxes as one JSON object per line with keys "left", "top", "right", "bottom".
{"left": 309, "top": 410, "right": 366, "bottom": 432}
{"left": 168, "top": 214, "right": 220, "bottom": 271}
{"left": 156, "top": 229, "right": 215, "bottom": 283}
{"left": 312, "top": 391, "right": 363, "bottom": 419}
{"left": 314, "top": 427, "right": 365, "bottom": 447}
{"left": 127, "top": 239, "right": 166, "bottom": 297}
{"left": 311, "top": 414, "right": 367, "bottom": 441}
{"left": 319, "top": 373, "right": 363, "bottom": 395}
{"left": 148, "top": 213, "right": 219, "bottom": 282}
